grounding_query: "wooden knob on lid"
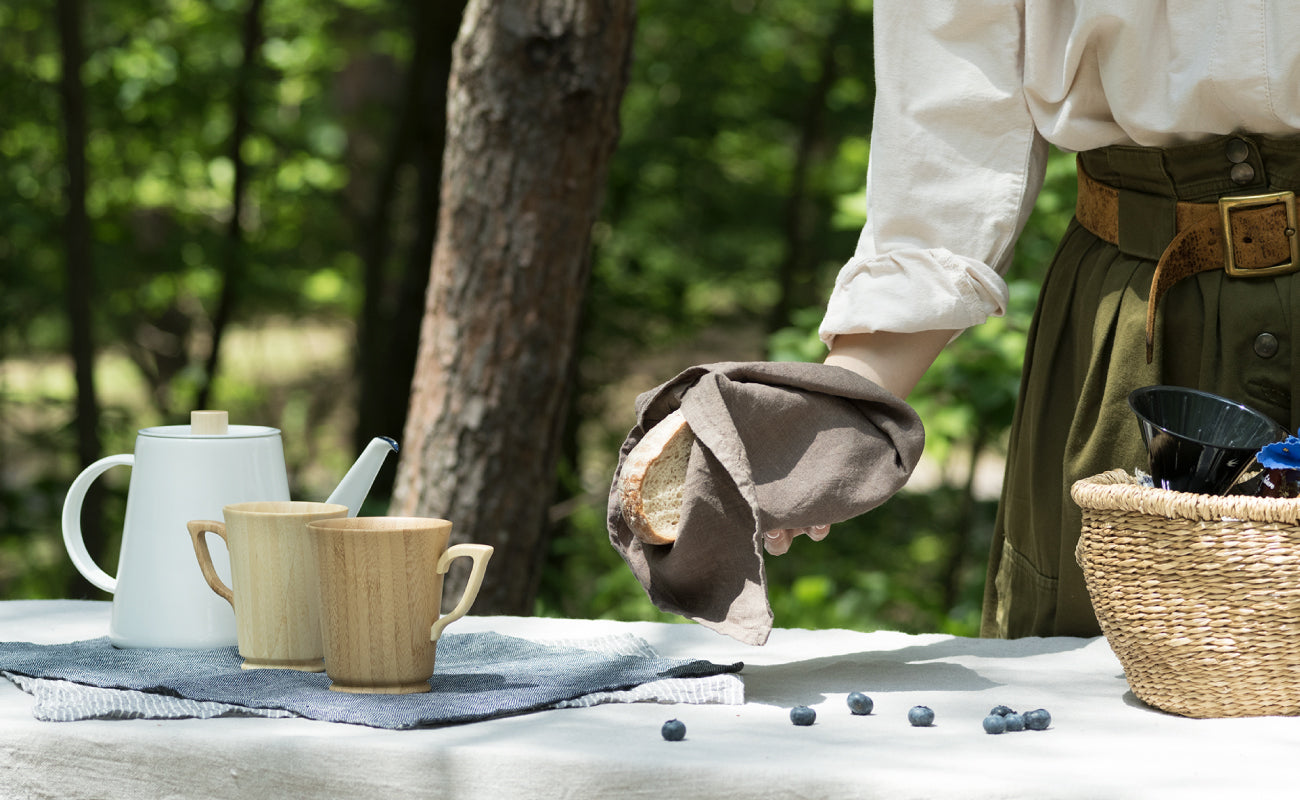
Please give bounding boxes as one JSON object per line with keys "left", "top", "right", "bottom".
{"left": 191, "top": 410, "right": 229, "bottom": 435}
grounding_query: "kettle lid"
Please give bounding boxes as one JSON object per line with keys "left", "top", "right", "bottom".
{"left": 190, "top": 410, "right": 228, "bottom": 435}
{"left": 138, "top": 410, "right": 280, "bottom": 440}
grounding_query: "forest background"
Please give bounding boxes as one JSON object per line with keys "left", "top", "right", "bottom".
{"left": 0, "top": 0, "right": 1077, "bottom": 637}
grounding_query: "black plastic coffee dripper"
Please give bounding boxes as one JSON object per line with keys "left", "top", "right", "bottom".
{"left": 1127, "top": 385, "right": 1287, "bottom": 494}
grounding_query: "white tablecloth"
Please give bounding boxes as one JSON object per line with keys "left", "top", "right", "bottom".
{"left": 2, "top": 600, "right": 1297, "bottom": 799}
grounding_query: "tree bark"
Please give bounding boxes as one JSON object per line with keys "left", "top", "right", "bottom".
{"left": 353, "top": 0, "right": 465, "bottom": 497}
{"left": 391, "top": 0, "right": 636, "bottom": 615}
{"left": 197, "top": 0, "right": 266, "bottom": 410}
{"left": 767, "top": 0, "right": 852, "bottom": 334}
{"left": 57, "top": 0, "right": 105, "bottom": 581}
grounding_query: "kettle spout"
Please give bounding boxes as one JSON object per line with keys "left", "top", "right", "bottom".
{"left": 326, "top": 436, "right": 399, "bottom": 516}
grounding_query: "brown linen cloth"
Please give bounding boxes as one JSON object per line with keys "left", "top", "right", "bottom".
{"left": 607, "top": 361, "right": 925, "bottom": 645}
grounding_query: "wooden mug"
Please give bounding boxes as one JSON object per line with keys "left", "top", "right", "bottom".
{"left": 187, "top": 501, "right": 348, "bottom": 671}
{"left": 307, "top": 516, "right": 494, "bottom": 694}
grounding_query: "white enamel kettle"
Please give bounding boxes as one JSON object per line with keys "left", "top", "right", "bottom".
{"left": 61, "top": 410, "right": 397, "bottom": 649}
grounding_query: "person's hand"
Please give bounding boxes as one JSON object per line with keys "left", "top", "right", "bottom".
{"left": 762, "top": 524, "right": 830, "bottom": 555}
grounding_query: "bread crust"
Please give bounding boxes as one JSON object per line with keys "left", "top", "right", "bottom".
{"left": 619, "top": 410, "right": 692, "bottom": 545}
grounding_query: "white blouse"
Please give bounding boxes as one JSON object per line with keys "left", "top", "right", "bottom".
{"left": 818, "top": 0, "right": 1300, "bottom": 346}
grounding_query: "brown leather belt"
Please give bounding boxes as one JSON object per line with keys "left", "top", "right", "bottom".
{"left": 1074, "top": 162, "right": 1300, "bottom": 362}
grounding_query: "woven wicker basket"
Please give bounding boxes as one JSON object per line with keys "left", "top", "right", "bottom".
{"left": 1072, "top": 469, "right": 1300, "bottom": 718}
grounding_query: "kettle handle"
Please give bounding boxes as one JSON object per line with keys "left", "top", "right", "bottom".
{"left": 61, "top": 454, "right": 133, "bottom": 594}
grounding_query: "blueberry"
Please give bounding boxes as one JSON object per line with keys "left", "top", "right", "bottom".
{"left": 989, "top": 704, "right": 1015, "bottom": 717}
{"left": 1024, "top": 708, "right": 1051, "bottom": 731}
{"left": 1003, "top": 712, "right": 1026, "bottom": 732}
{"left": 846, "top": 692, "right": 874, "bottom": 716}
{"left": 661, "top": 719, "right": 686, "bottom": 741}
{"left": 982, "top": 714, "right": 1007, "bottom": 734}
{"left": 907, "top": 705, "right": 934, "bottom": 727}
{"left": 790, "top": 705, "right": 817, "bottom": 726}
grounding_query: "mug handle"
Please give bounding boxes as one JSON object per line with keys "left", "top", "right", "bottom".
{"left": 61, "top": 454, "right": 133, "bottom": 593}
{"left": 186, "top": 520, "right": 235, "bottom": 606}
{"left": 429, "top": 544, "right": 494, "bottom": 642}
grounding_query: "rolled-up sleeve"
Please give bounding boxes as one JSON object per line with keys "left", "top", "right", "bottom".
{"left": 820, "top": 1, "right": 1047, "bottom": 346}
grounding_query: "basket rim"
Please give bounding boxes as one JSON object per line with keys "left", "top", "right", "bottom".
{"left": 1071, "top": 468, "right": 1300, "bottom": 524}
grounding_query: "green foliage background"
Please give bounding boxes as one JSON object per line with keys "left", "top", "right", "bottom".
{"left": 1, "top": 0, "right": 1078, "bottom": 636}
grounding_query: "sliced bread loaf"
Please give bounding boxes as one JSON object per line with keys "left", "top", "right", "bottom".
{"left": 619, "top": 410, "right": 695, "bottom": 545}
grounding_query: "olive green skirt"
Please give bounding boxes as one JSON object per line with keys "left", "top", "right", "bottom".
{"left": 982, "top": 134, "right": 1300, "bottom": 638}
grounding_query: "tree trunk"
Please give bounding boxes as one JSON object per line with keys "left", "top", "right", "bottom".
{"left": 767, "top": 0, "right": 851, "bottom": 334}
{"left": 57, "top": 0, "right": 105, "bottom": 583}
{"left": 353, "top": 0, "right": 465, "bottom": 499}
{"left": 391, "top": 0, "right": 636, "bottom": 615}
{"left": 197, "top": 0, "right": 266, "bottom": 410}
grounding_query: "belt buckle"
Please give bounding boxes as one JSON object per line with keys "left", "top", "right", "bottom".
{"left": 1219, "top": 191, "right": 1300, "bottom": 277}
